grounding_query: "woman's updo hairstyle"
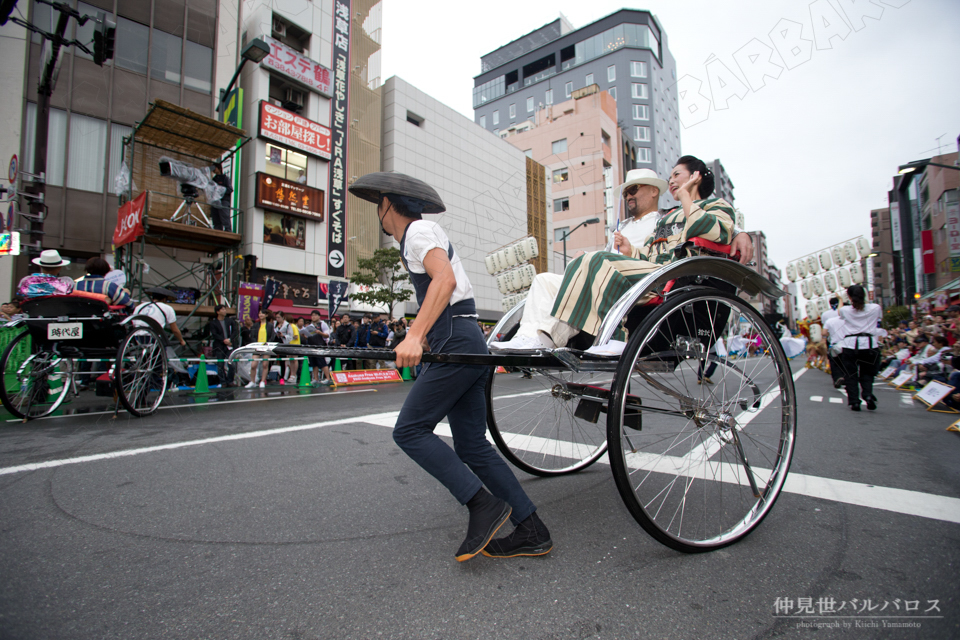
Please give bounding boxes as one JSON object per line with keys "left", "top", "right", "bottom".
{"left": 675, "top": 155, "right": 715, "bottom": 199}
{"left": 846, "top": 284, "right": 866, "bottom": 311}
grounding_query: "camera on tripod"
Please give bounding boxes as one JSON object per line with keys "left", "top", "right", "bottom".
{"left": 158, "top": 156, "right": 225, "bottom": 226}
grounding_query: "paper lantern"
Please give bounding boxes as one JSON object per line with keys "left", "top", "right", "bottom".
{"left": 856, "top": 237, "right": 871, "bottom": 258}
{"left": 806, "top": 255, "right": 820, "bottom": 274}
{"left": 809, "top": 322, "right": 822, "bottom": 341}
{"left": 485, "top": 254, "right": 498, "bottom": 275}
{"left": 844, "top": 242, "right": 858, "bottom": 262}
{"left": 785, "top": 263, "right": 797, "bottom": 282}
{"left": 800, "top": 280, "right": 811, "bottom": 298}
{"left": 823, "top": 271, "right": 837, "bottom": 292}
{"left": 819, "top": 250, "right": 833, "bottom": 270}
{"left": 837, "top": 267, "right": 852, "bottom": 287}
{"left": 811, "top": 276, "right": 825, "bottom": 296}
{"left": 502, "top": 245, "right": 518, "bottom": 267}
{"left": 831, "top": 246, "right": 845, "bottom": 266}
{"left": 521, "top": 237, "right": 539, "bottom": 259}
{"left": 849, "top": 262, "right": 864, "bottom": 284}
{"left": 519, "top": 264, "right": 535, "bottom": 288}
{"left": 816, "top": 298, "right": 829, "bottom": 314}
{"left": 807, "top": 303, "right": 821, "bottom": 323}
{"left": 796, "top": 260, "right": 808, "bottom": 278}
{"left": 496, "top": 273, "right": 510, "bottom": 295}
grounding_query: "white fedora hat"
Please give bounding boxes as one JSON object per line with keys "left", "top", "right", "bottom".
{"left": 31, "top": 249, "right": 70, "bottom": 268}
{"left": 621, "top": 168, "right": 668, "bottom": 196}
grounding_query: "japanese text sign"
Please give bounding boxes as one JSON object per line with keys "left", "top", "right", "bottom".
{"left": 259, "top": 101, "right": 332, "bottom": 160}
{"left": 256, "top": 173, "right": 324, "bottom": 221}
{"left": 326, "top": 0, "right": 351, "bottom": 278}
{"left": 260, "top": 36, "right": 332, "bottom": 98}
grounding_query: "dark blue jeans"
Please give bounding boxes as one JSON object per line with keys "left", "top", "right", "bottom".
{"left": 393, "top": 317, "right": 536, "bottom": 524}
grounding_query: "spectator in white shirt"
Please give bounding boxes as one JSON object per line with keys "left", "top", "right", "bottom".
{"left": 838, "top": 285, "right": 887, "bottom": 411}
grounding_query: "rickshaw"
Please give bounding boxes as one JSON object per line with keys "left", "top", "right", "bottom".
{"left": 233, "top": 241, "right": 797, "bottom": 553}
{"left": 0, "top": 293, "right": 169, "bottom": 419}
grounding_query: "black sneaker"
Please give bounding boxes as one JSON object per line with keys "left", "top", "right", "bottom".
{"left": 456, "top": 490, "right": 512, "bottom": 562}
{"left": 866, "top": 396, "right": 877, "bottom": 411}
{"left": 850, "top": 404, "right": 861, "bottom": 412}
{"left": 482, "top": 512, "right": 553, "bottom": 558}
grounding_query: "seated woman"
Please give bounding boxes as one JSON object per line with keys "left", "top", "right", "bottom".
{"left": 493, "top": 156, "right": 737, "bottom": 351}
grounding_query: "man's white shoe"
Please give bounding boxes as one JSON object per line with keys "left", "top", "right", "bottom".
{"left": 490, "top": 334, "right": 553, "bottom": 351}
{"left": 259, "top": 381, "right": 266, "bottom": 388}
{"left": 244, "top": 380, "right": 257, "bottom": 389}
{"left": 585, "top": 340, "right": 627, "bottom": 357}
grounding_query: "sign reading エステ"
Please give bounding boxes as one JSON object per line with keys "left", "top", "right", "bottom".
{"left": 259, "top": 102, "right": 332, "bottom": 160}
{"left": 112, "top": 192, "right": 147, "bottom": 247}
{"left": 260, "top": 36, "right": 332, "bottom": 97}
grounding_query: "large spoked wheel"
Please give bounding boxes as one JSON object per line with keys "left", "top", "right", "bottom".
{"left": 486, "top": 366, "right": 610, "bottom": 476}
{"left": 116, "top": 326, "right": 168, "bottom": 417}
{"left": 0, "top": 331, "right": 74, "bottom": 420}
{"left": 607, "top": 289, "right": 796, "bottom": 552}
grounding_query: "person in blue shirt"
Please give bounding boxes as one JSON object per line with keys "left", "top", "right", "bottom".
{"left": 74, "top": 257, "right": 133, "bottom": 310}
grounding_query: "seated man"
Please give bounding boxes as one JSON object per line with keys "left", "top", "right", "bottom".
{"left": 74, "top": 257, "right": 134, "bottom": 310}
{"left": 17, "top": 250, "right": 74, "bottom": 298}
{"left": 493, "top": 157, "right": 752, "bottom": 352}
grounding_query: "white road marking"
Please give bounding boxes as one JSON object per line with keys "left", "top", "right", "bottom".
{"left": 902, "top": 395, "right": 914, "bottom": 405}
{"left": 4, "top": 388, "right": 377, "bottom": 422}
{"left": 3, "top": 367, "right": 957, "bottom": 525}
{"left": 829, "top": 397, "right": 844, "bottom": 404}
{"left": 810, "top": 396, "right": 823, "bottom": 402}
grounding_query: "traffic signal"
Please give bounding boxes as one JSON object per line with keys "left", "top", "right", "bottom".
{"left": 0, "top": 0, "right": 18, "bottom": 26}
{"left": 92, "top": 11, "right": 116, "bottom": 67}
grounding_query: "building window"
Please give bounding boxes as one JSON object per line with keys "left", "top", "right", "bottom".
{"left": 116, "top": 16, "right": 149, "bottom": 74}
{"left": 407, "top": 111, "right": 424, "bottom": 126}
{"left": 565, "top": 81, "right": 572, "bottom": 98}
{"left": 545, "top": 89, "right": 553, "bottom": 105}
{"left": 634, "top": 126, "right": 650, "bottom": 142}
{"left": 265, "top": 144, "right": 308, "bottom": 182}
{"left": 553, "top": 168, "right": 569, "bottom": 184}
{"left": 632, "top": 83, "right": 648, "bottom": 99}
{"left": 509, "top": 103, "right": 516, "bottom": 119}
{"left": 150, "top": 28, "right": 182, "bottom": 84}
{"left": 633, "top": 104, "right": 649, "bottom": 120}
{"left": 526, "top": 96, "right": 534, "bottom": 113}
{"left": 607, "top": 65, "right": 616, "bottom": 82}
{"left": 631, "top": 61, "right": 648, "bottom": 78}
{"left": 493, "top": 110, "right": 499, "bottom": 125}
{"left": 638, "top": 147, "right": 652, "bottom": 163}
{"left": 23, "top": 103, "right": 67, "bottom": 188}
{"left": 608, "top": 87, "right": 617, "bottom": 101}
{"left": 108, "top": 123, "right": 132, "bottom": 195}
{"left": 554, "top": 226, "right": 569, "bottom": 242}
{"left": 479, "top": 115, "right": 486, "bottom": 128}
{"left": 553, "top": 198, "right": 570, "bottom": 213}
{"left": 552, "top": 138, "right": 567, "bottom": 155}
{"left": 184, "top": 41, "right": 214, "bottom": 94}
{"left": 67, "top": 113, "right": 107, "bottom": 192}
{"left": 585, "top": 73, "right": 594, "bottom": 86}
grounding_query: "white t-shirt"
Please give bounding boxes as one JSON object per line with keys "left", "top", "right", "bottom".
{"left": 403, "top": 220, "right": 474, "bottom": 307}
{"left": 133, "top": 301, "right": 177, "bottom": 328}
{"left": 604, "top": 210, "right": 658, "bottom": 253}
{"left": 838, "top": 304, "right": 886, "bottom": 350}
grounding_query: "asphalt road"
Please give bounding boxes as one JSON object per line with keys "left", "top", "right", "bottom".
{"left": 1, "top": 361, "right": 958, "bottom": 640}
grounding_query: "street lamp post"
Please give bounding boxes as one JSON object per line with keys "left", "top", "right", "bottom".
{"left": 560, "top": 217, "right": 601, "bottom": 268}
{"left": 868, "top": 250, "right": 903, "bottom": 307}
{"left": 216, "top": 39, "right": 271, "bottom": 117}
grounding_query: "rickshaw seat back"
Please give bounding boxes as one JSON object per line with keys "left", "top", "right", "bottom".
{"left": 20, "top": 294, "right": 122, "bottom": 349}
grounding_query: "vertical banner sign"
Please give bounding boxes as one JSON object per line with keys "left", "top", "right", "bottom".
{"left": 238, "top": 282, "right": 264, "bottom": 323}
{"left": 326, "top": 0, "right": 351, "bottom": 278}
{"left": 222, "top": 88, "right": 243, "bottom": 231}
{"left": 890, "top": 202, "right": 901, "bottom": 252}
{"left": 328, "top": 280, "right": 348, "bottom": 317}
{"left": 921, "top": 230, "right": 935, "bottom": 274}
{"left": 947, "top": 201, "right": 960, "bottom": 257}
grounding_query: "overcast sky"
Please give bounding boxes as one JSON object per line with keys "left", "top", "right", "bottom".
{"left": 381, "top": 0, "right": 960, "bottom": 277}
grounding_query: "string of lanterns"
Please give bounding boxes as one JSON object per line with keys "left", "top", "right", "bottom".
{"left": 484, "top": 237, "right": 541, "bottom": 311}
{"left": 784, "top": 237, "right": 872, "bottom": 321}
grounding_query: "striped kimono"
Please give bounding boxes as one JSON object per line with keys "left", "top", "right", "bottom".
{"left": 549, "top": 197, "right": 736, "bottom": 339}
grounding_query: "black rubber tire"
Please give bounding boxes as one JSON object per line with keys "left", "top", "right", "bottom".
{"left": 0, "top": 331, "right": 73, "bottom": 420}
{"left": 115, "top": 326, "right": 168, "bottom": 417}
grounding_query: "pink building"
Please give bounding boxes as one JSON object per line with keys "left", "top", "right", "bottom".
{"left": 499, "top": 87, "right": 623, "bottom": 266}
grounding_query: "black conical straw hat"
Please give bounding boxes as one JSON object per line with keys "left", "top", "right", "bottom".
{"left": 348, "top": 172, "right": 445, "bottom": 213}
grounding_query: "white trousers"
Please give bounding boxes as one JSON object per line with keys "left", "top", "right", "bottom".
{"left": 514, "top": 273, "right": 579, "bottom": 346}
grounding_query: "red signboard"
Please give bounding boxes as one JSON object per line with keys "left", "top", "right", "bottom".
{"left": 112, "top": 192, "right": 147, "bottom": 247}
{"left": 921, "top": 229, "right": 936, "bottom": 274}
{"left": 256, "top": 172, "right": 324, "bottom": 221}
{"left": 260, "top": 36, "right": 333, "bottom": 97}
{"left": 259, "top": 101, "right": 332, "bottom": 160}
{"left": 331, "top": 369, "right": 403, "bottom": 386}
